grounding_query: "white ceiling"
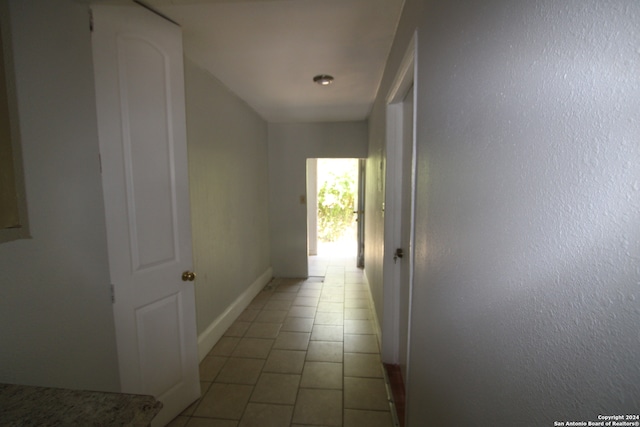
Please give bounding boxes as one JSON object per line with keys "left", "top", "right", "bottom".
{"left": 144, "top": 0, "right": 405, "bottom": 123}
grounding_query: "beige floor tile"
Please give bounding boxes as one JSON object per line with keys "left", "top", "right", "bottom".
{"left": 209, "top": 337, "right": 240, "bottom": 357}
{"left": 345, "top": 290, "right": 369, "bottom": 299}
{"left": 239, "top": 403, "right": 293, "bottom": 427}
{"left": 281, "top": 317, "right": 314, "bottom": 332}
{"left": 325, "top": 285, "right": 346, "bottom": 290}
{"left": 216, "top": 357, "right": 264, "bottom": 384}
{"left": 287, "top": 306, "right": 317, "bottom": 318}
{"left": 344, "top": 409, "right": 393, "bottom": 427}
{"left": 314, "top": 312, "right": 344, "bottom": 326}
{"left": 292, "top": 296, "right": 320, "bottom": 307}
{"left": 186, "top": 418, "right": 238, "bottom": 427}
{"left": 344, "top": 299, "right": 369, "bottom": 309}
{"left": 306, "top": 341, "right": 343, "bottom": 363}
{"left": 237, "top": 309, "right": 261, "bottom": 322}
{"left": 322, "top": 280, "right": 345, "bottom": 287}
{"left": 344, "top": 308, "right": 370, "bottom": 320}
{"left": 310, "top": 325, "right": 343, "bottom": 342}
{"left": 263, "top": 349, "right": 306, "bottom": 374}
{"left": 273, "top": 331, "right": 311, "bottom": 350}
{"left": 274, "top": 284, "right": 300, "bottom": 293}
{"left": 250, "top": 373, "right": 301, "bottom": 404}
{"left": 244, "top": 323, "right": 281, "bottom": 339}
{"left": 199, "top": 356, "right": 227, "bottom": 381}
{"left": 254, "top": 310, "right": 288, "bottom": 323}
{"left": 223, "top": 321, "right": 251, "bottom": 337}
{"left": 187, "top": 257, "right": 387, "bottom": 427}
{"left": 344, "top": 334, "right": 379, "bottom": 353}
{"left": 268, "top": 292, "right": 296, "bottom": 301}
{"left": 300, "top": 361, "right": 343, "bottom": 389}
{"left": 247, "top": 299, "right": 268, "bottom": 310}
{"left": 321, "top": 287, "right": 344, "bottom": 295}
{"left": 292, "top": 388, "right": 343, "bottom": 426}
{"left": 344, "top": 377, "right": 389, "bottom": 411}
{"left": 262, "top": 299, "right": 292, "bottom": 311}
{"left": 231, "top": 338, "right": 274, "bottom": 359}
{"left": 317, "top": 302, "right": 344, "bottom": 313}
{"left": 297, "top": 289, "right": 321, "bottom": 297}
{"left": 320, "top": 293, "right": 345, "bottom": 303}
{"left": 344, "top": 319, "right": 374, "bottom": 334}
{"left": 344, "top": 353, "right": 383, "bottom": 378}
{"left": 200, "top": 381, "right": 212, "bottom": 396}
{"left": 345, "top": 273, "right": 365, "bottom": 283}
{"left": 194, "top": 383, "right": 253, "bottom": 419}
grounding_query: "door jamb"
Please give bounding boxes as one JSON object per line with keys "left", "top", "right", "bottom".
{"left": 381, "top": 33, "right": 416, "bottom": 365}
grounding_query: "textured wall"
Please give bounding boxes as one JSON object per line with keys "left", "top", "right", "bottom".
{"left": 0, "top": 0, "right": 119, "bottom": 391}
{"left": 409, "top": 0, "right": 640, "bottom": 424}
{"left": 268, "top": 122, "right": 368, "bottom": 277}
{"left": 184, "top": 58, "right": 271, "bottom": 337}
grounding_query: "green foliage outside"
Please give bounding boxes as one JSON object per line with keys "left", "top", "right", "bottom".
{"left": 317, "top": 162, "right": 357, "bottom": 242}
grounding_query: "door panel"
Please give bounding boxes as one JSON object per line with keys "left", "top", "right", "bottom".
{"left": 92, "top": 5, "right": 200, "bottom": 426}
{"left": 136, "top": 294, "right": 184, "bottom": 396}
{"left": 120, "top": 36, "right": 178, "bottom": 270}
{"left": 398, "top": 85, "right": 414, "bottom": 382}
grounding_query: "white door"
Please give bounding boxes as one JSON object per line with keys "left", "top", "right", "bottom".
{"left": 91, "top": 5, "right": 200, "bottom": 426}
{"left": 397, "top": 85, "right": 415, "bottom": 382}
{"left": 381, "top": 34, "right": 416, "bottom": 389}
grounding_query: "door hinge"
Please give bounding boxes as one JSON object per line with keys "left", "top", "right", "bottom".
{"left": 110, "top": 284, "right": 115, "bottom": 304}
{"left": 89, "top": 9, "right": 94, "bottom": 33}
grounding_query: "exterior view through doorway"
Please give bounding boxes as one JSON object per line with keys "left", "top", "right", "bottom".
{"left": 307, "top": 158, "right": 364, "bottom": 273}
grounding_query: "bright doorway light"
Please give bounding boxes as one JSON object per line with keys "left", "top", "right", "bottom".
{"left": 316, "top": 158, "right": 359, "bottom": 256}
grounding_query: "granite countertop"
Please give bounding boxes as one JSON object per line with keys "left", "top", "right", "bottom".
{"left": 0, "top": 383, "right": 162, "bottom": 427}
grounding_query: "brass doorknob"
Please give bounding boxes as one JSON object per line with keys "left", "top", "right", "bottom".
{"left": 181, "top": 271, "right": 196, "bottom": 282}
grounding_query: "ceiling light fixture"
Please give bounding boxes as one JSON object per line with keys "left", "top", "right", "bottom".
{"left": 313, "top": 74, "right": 334, "bottom": 86}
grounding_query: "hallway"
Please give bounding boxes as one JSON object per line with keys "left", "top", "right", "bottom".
{"left": 168, "top": 256, "right": 394, "bottom": 427}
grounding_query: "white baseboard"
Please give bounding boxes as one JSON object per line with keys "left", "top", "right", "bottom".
{"left": 197, "top": 267, "right": 273, "bottom": 362}
{"left": 363, "top": 270, "right": 383, "bottom": 351}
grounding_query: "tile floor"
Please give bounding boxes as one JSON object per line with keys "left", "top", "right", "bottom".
{"left": 167, "top": 255, "right": 394, "bottom": 427}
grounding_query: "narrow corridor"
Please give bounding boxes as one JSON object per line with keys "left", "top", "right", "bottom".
{"left": 167, "top": 255, "right": 394, "bottom": 427}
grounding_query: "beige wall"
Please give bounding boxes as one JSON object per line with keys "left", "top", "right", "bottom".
{"left": 184, "top": 58, "right": 272, "bottom": 343}
{"left": 0, "top": 0, "right": 119, "bottom": 391}
{"left": 365, "top": 0, "right": 640, "bottom": 424}
{"left": 413, "top": 0, "right": 639, "bottom": 421}
{"left": 268, "top": 121, "right": 367, "bottom": 277}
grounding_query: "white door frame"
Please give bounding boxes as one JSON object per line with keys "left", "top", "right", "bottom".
{"left": 307, "top": 158, "right": 318, "bottom": 256}
{"left": 356, "top": 158, "right": 366, "bottom": 268}
{"left": 382, "top": 33, "right": 416, "bottom": 366}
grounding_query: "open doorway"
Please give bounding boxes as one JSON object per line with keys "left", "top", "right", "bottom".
{"left": 307, "top": 158, "right": 363, "bottom": 275}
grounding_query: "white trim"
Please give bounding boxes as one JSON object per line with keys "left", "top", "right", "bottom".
{"left": 197, "top": 267, "right": 273, "bottom": 361}
{"left": 386, "top": 35, "right": 416, "bottom": 104}
{"left": 364, "top": 270, "right": 383, "bottom": 351}
{"left": 306, "top": 159, "right": 318, "bottom": 256}
{"left": 382, "top": 32, "right": 417, "bottom": 365}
